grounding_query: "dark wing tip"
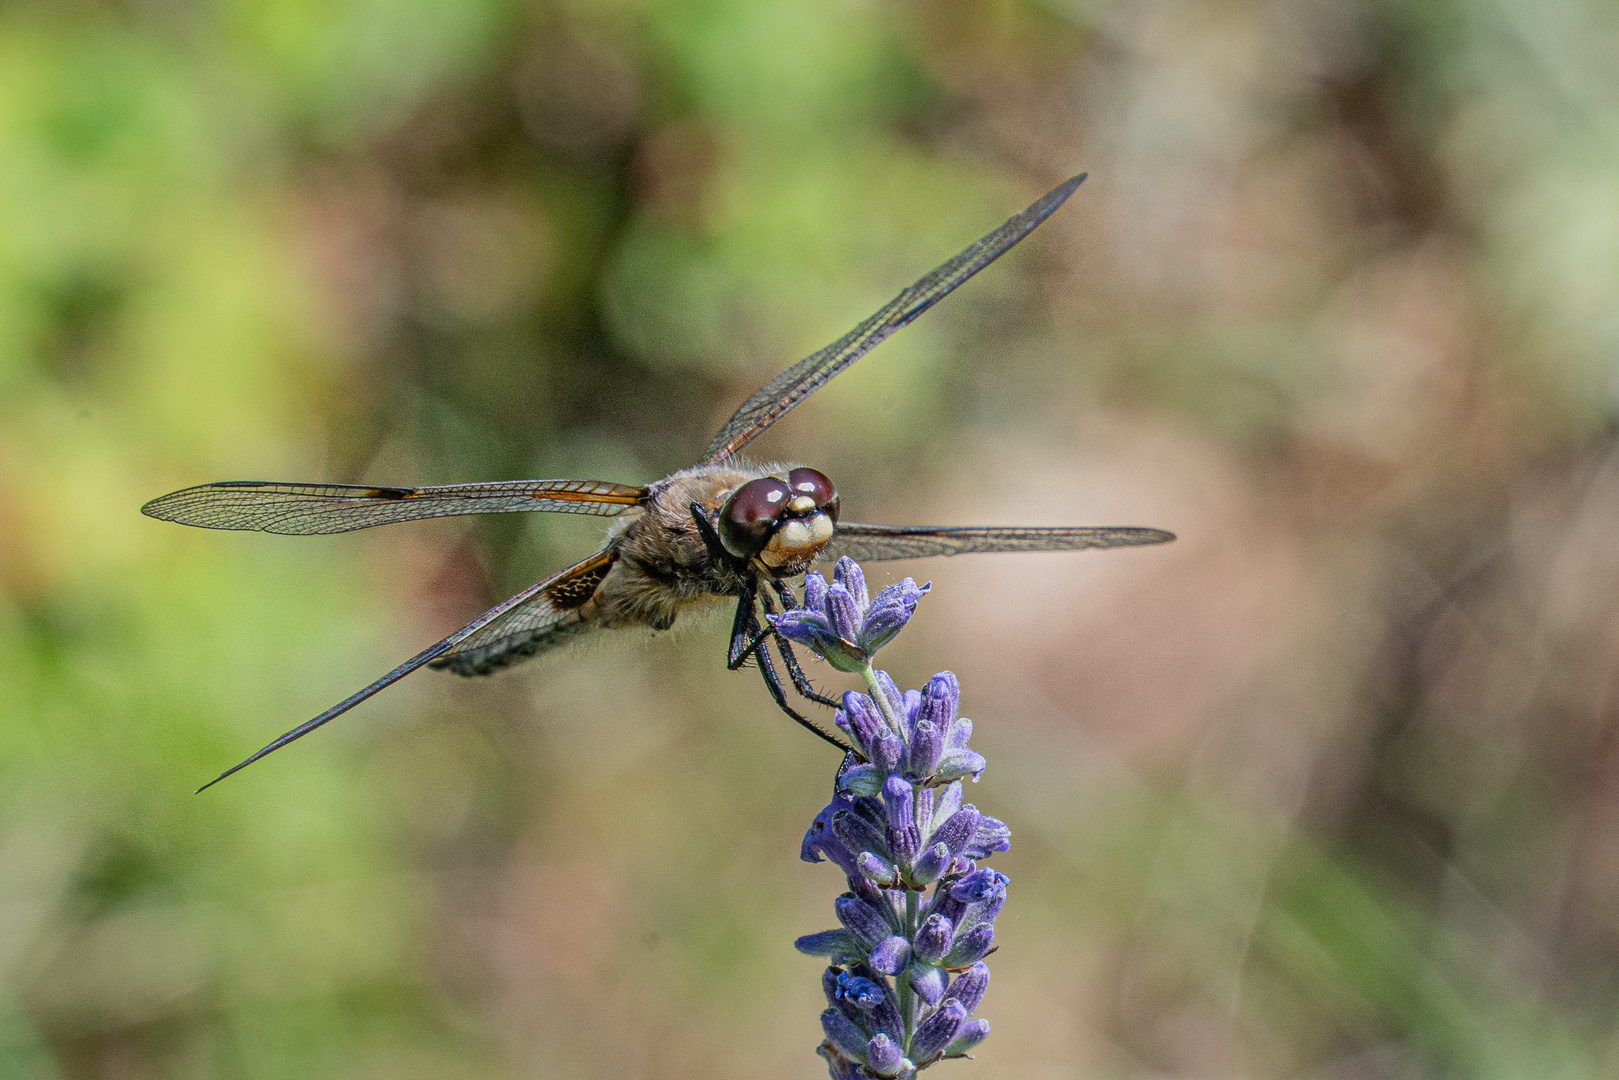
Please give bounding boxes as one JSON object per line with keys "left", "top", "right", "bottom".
{"left": 1040, "top": 173, "right": 1087, "bottom": 212}
{"left": 192, "top": 735, "right": 286, "bottom": 793}
{"left": 194, "top": 754, "right": 258, "bottom": 793}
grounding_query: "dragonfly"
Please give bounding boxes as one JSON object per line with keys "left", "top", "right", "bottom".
{"left": 143, "top": 173, "right": 1175, "bottom": 792}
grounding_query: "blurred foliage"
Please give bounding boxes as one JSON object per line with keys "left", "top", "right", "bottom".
{"left": 5, "top": 0, "right": 1619, "bottom": 1077}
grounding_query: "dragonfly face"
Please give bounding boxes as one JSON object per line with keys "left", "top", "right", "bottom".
{"left": 719, "top": 468, "right": 840, "bottom": 569}
{"left": 142, "top": 173, "right": 1176, "bottom": 791}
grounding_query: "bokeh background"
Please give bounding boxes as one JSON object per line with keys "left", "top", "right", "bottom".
{"left": 5, "top": 0, "right": 1619, "bottom": 1077}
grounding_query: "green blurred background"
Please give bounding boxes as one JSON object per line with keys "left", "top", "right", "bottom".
{"left": 4, "top": 0, "right": 1619, "bottom": 1076}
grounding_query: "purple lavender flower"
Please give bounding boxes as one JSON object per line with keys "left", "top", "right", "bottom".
{"left": 869, "top": 935, "right": 910, "bottom": 976}
{"left": 772, "top": 558, "right": 930, "bottom": 673}
{"left": 912, "top": 914, "right": 955, "bottom": 965}
{"left": 866, "top": 1033, "right": 906, "bottom": 1077}
{"left": 788, "top": 560, "right": 1007, "bottom": 1076}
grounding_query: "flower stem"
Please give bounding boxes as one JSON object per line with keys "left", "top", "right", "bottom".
{"left": 902, "top": 886, "right": 920, "bottom": 1053}
{"left": 861, "top": 663, "right": 906, "bottom": 739}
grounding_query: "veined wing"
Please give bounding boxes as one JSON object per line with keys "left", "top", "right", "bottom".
{"left": 142, "top": 479, "right": 645, "bottom": 534}
{"left": 429, "top": 548, "right": 615, "bottom": 676}
{"left": 700, "top": 174, "right": 1086, "bottom": 465}
{"left": 195, "top": 550, "right": 615, "bottom": 793}
{"left": 823, "top": 523, "right": 1175, "bottom": 562}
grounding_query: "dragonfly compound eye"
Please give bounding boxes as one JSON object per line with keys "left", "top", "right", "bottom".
{"left": 719, "top": 477, "right": 793, "bottom": 559}
{"left": 786, "top": 467, "right": 839, "bottom": 522}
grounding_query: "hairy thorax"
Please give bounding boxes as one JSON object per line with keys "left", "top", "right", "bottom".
{"left": 580, "top": 464, "right": 772, "bottom": 631}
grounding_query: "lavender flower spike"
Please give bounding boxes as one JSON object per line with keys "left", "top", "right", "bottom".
{"left": 771, "top": 557, "right": 930, "bottom": 674}
{"left": 790, "top": 560, "right": 1007, "bottom": 1076}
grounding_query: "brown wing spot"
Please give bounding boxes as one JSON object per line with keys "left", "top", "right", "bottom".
{"left": 540, "top": 486, "right": 645, "bottom": 505}
{"left": 364, "top": 487, "right": 416, "bottom": 500}
{"left": 544, "top": 551, "right": 615, "bottom": 610}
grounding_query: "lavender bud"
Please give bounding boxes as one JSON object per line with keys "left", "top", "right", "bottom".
{"left": 770, "top": 609, "right": 839, "bottom": 654}
{"left": 859, "top": 579, "right": 929, "bottom": 653}
{"left": 975, "top": 889, "right": 1006, "bottom": 928}
{"left": 963, "top": 814, "right": 1011, "bottom": 859}
{"left": 803, "top": 570, "right": 828, "bottom": 612}
{"left": 865, "top": 1033, "right": 906, "bottom": 1077}
{"left": 946, "top": 898, "right": 1003, "bottom": 958}
{"left": 831, "top": 808, "right": 886, "bottom": 863}
{"left": 945, "top": 714, "right": 973, "bottom": 750}
{"left": 833, "top": 708, "right": 855, "bottom": 741}
{"left": 943, "top": 962, "right": 991, "bottom": 1014}
{"left": 872, "top": 670, "right": 905, "bottom": 726}
{"left": 936, "top": 746, "right": 987, "bottom": 783}
{"left": 848, "top": 795, "right": 889, "bottom": 832}
{"left": 825, "top": 584, "right": 863, "bottom": 645}
{"left": 882, "top": 776, "right": 914, "bottom": 829}
{"left": 833, "top": 557, "right": 869, "bottom": 610}
{"left": 856, "top": 851, "right": 897, "bottom": 887}
{"left": 822, "top": 967, "right": 843, "bottom": 1009}
{"left": 912, "top": 913, "right": 956, "bottom": 965}
{"left": 943, "top": 1018, "right": 990, "bottom": 1056}
{"left": 943, "top": 922, "right": 994, "bottom": 967}
{"left": 821, "top": 1009, "right": 870, "bottom": 1062}
{"left": 885, "top": 823, "right": 921, "bottom": 865}
{"left": 953, "top": 885, "right": 1006, "bottom": 938}
{"left": 858, "top": 599, "right": 909, "bottom": 653}
{"left": 849, "top": 875, "right": 887, "bottom": 908}
{"left": 925, "top": 883, "right": 966, "bottom": 929}
{"left": 850, "top": 964, "right": 905, "bottom": 1040}
{"left": 869, "top": 935, "right": 910, "bottom": 976}
{"left": 909, "top": 719, "right": 944, "bottom": 776}
{"left": 912, "top": 842, "right": 951, "bottom": 885}
{"left": 914, "top": 784, "right": 933, "bottom": 826}
{"left": 902, "top": 688, "right": 922, "bottom": 729}
{"left": 928, "top": 806, "right": 983, "bottom": 858}
{"left": 872, "top": 732, "right": 904, "bottom": 773}
{"left": 869, "top": 994, "right": 905, "bottom": 1043}
{"left": 835, "top": 894, "right": 892, "bottom": 947}
{"left": 907, "top": 961, "right": 948, "bottom": 1005}
{"left": 916, "top": 671, "right": 960, "bottom": 732}
{"left": 795, "top": 929, "right": 858, "bottom": 958}
{"left": 951, "top": 869, "right": 1009, "bottom": 905}
{"left": 836, "top": 972, "right": 886, "bottom": 1010}
{"left": 840, "top": 692, "right": 883, "bottom": 750}
{"left": 910, "top": 999, "right": 968, "bottom": 1062}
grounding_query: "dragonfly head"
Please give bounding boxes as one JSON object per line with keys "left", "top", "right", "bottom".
{"left": 719, "top": 467, "right": 840, "bottom": 572}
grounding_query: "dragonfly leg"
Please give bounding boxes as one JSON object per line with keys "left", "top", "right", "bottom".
{"left": 834, "top": 748, "right": 862, "bottom": 790}
{"left": 689, "top": 501, "right": 734, "bottom": 566}
{"left": 725, "top": 593, "right": 852, "bottom": 754}
{"left": 727, "top": 582, "right": 760, "bottom": 670}
{"left": 754, "top": 633, "right": 853, "bottom": 754}
{"left": 759, "top": 584, "right": 840, "bottom": 708}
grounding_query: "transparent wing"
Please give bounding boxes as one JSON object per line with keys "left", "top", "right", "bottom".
{"left": 699, "top": 174, "right": 1087, "bottom": 465}
{"left": 822, "top": 523, "right": 1176, "bottom": 562}
{"left": 143, "top": 479, "right": 645, "bottom": 535}
{"left": 194, "top": 550, "right": 615, "bottom": 793}
{"left": 428, "top": 547, "right": 616, "bottom": 676}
